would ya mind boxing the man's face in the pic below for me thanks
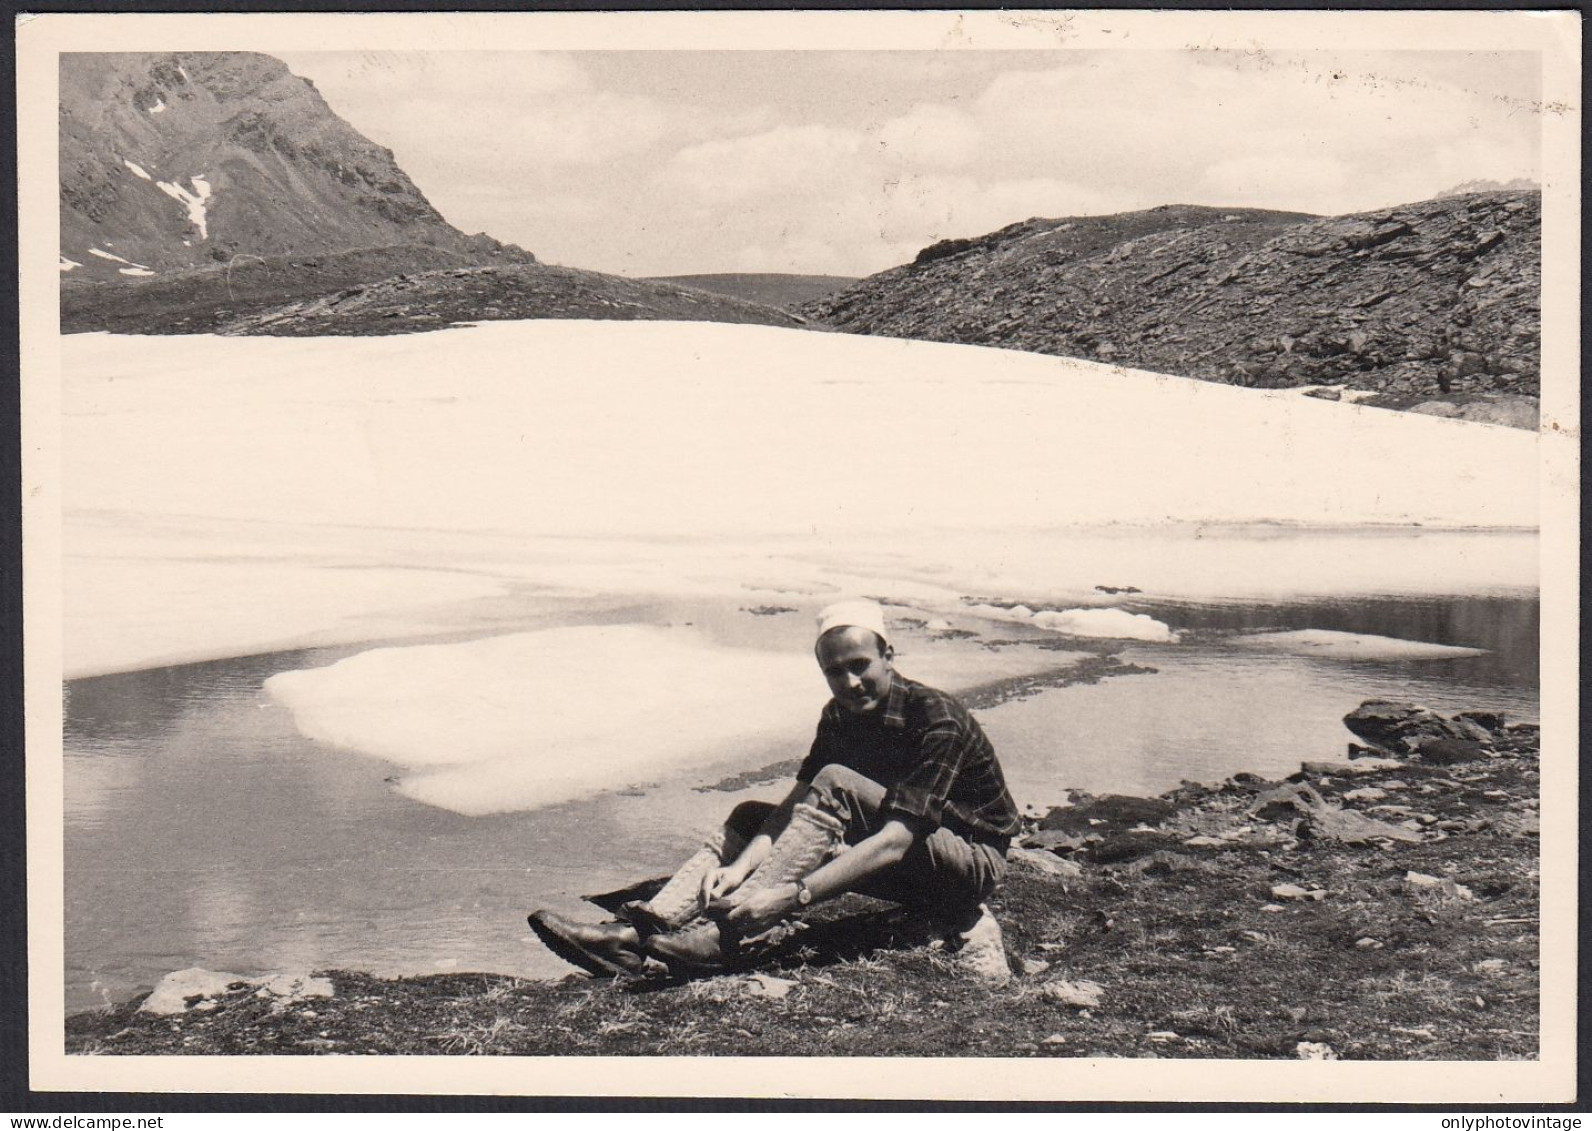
[815,627,894,715]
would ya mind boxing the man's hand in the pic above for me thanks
[717,882,799,927]
[698,865,743,906]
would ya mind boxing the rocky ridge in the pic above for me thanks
[59,52,530,284]
[803,193,1541,426]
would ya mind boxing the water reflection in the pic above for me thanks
[66,649,326,744]
[1133,594,1538,690]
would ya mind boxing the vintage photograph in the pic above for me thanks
[19,9,1578,1103]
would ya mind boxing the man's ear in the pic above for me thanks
[883,642,895,662]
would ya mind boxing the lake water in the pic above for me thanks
[63,588,1537,1014]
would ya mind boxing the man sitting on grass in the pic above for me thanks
[528,598,1019,985]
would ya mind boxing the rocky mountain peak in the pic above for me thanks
[59,51,529,283]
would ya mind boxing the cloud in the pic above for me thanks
[876,103,983,170]
[285,50,590,106]
[283,48,1545,276]
[656,124,866,206]
[968,51,1541,212]
[1202,154,1351,207]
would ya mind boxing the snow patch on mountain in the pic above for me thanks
[156,175,212,240]
[122,159,152,180]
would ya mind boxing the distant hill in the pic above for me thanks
[803,194,1541,412]
[59,52,531,286]
[642,273,856,311]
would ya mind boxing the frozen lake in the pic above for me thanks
[55,321,1539,1011]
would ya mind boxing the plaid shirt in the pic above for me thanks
[797,675,1020,846]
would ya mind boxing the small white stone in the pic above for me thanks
[1041,979,1104,1008]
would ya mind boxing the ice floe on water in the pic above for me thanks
[1229,629,1487,661]
[1031,607,1178,642]
[267,626,817,815]
[963,602,1178,641]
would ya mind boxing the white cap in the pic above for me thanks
[815,599,890,649]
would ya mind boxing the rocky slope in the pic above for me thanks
[803,194,1541,423]
[59,51,530,285]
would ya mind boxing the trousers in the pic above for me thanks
[719,763,1007,920]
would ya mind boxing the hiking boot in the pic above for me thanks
[951,904,1012,987]
[643,918,729,977]
[643,803,844,978]
[527,911,644,978]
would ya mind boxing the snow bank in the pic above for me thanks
[265,626,825,815]
[122,160,152,181]
[61,321,1537,537]
[1230,629,1487,661]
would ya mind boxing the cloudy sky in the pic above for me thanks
[277,48,1543,278]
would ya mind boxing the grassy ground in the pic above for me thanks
[66,715,1538,1060]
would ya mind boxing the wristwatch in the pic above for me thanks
[794,878,815,907]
